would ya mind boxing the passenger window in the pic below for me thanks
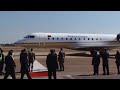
[75,38,76,40]
[48,38,50,40]
[92,38,93,40]
[84,38,85,40]
[57,38,59,40]
[88,38,90,40]
[61,38,63,40]
[79,38,80,40]
[70,38,72,40]
[48,35,51,37]
[66,38,68,40]
[96,38,98,40]
[52,38,54,40]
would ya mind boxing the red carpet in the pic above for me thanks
[29,71,48,77]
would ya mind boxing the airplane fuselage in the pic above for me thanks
[14,32,120,51]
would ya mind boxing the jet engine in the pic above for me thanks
[117,33,120,41]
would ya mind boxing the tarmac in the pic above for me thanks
[1,72,120,79]
[0,46,120,79]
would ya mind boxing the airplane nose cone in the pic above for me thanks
[14,41,19,45]
[14,41,21,44]
[14,39,25,45]
[14,41,21,46]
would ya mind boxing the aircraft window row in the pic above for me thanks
[48,38,102,40]
[68,35,87,38]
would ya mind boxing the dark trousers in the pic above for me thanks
[48,69,56,79]
[59,62,64,71]
[103,64,109,75]
[4,70,16,79]
[116,63,120,74]
[93,65,99,75]
[0,63,3,73]
[21,69,32,79]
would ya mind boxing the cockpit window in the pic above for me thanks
[24,35,29,38]
[24,35,35,38]
[29,35,35,38]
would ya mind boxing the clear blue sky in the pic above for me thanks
[0,11,120,44]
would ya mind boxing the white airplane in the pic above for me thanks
[14,32,120,53]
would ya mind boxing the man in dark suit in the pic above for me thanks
[0,49,4,74]
[115,51,120,74]
[20,49,32,79]
[46,49,58,79]
[101,49,109,75]
[4,50,16,79]
[92,50,100,75]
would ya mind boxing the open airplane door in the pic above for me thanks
[39,33,46,48]
[29,60,48,77]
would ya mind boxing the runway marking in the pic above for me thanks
[66,75,75,79]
